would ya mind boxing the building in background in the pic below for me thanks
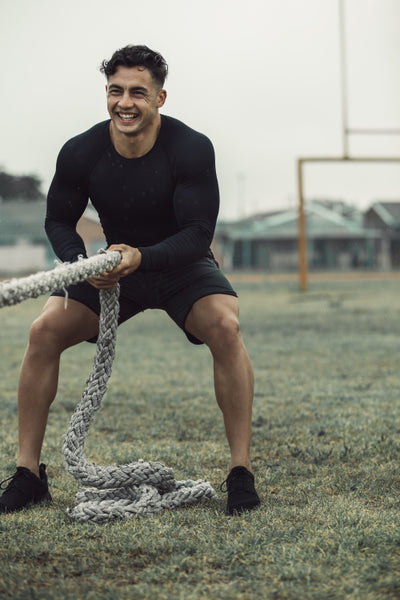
[214,200,398,271]
[0,200,48,274]
[364,202,400,269]
[0,200,105,274]
[2,198,400,275]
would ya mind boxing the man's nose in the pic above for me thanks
[119,92,134,108]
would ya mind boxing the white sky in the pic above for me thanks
[1,0,400,220]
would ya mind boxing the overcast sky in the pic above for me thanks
[1,0,400,219]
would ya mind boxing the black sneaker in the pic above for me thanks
[222,466,261,515]
[0,464,52,513]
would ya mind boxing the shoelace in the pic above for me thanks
[0,469,29,490]
[219,472,243,493]
[0,473,18,490]
[222,471,255,494]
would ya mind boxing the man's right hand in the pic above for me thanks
[87,244,142,289]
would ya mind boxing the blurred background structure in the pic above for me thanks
[295,0,400,288]
[216,0,400,283]
[0,0,399,276]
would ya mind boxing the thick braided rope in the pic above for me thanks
[0,252,216,521]
[0,252,121,308]
[63,284,216,522]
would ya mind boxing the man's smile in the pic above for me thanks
[117,112,139,122]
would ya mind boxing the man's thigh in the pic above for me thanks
[52,279,144,342]
[160,258,237,344]
[37,296,100,347]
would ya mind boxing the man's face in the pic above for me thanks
[106,66,166,137]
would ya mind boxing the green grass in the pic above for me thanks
[1,277,400,599]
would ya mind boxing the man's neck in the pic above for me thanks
[109,116,161,159]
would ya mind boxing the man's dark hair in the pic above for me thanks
[100,45,168,88]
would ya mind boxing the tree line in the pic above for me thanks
[0,168,44,201]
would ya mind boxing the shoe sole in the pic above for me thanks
[0,491,52,514]
[226,499,261,516]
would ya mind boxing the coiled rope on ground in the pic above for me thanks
[0,251,216,522]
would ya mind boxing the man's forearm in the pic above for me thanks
[44,217,87,263]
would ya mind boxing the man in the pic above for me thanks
[0,45,260,516]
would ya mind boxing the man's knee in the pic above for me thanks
[202,310,242,351]
[186,295,242,347]
[28,312,67,354]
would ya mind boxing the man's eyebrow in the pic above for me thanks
[108,83,148,92]
[129,86,148,93]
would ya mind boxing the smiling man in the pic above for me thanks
[0,45,260,516]
[106,63,166,157]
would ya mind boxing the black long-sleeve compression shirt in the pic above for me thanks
[45,115,219,271]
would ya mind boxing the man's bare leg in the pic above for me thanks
[17,297,99,476]
[185,294,254,472]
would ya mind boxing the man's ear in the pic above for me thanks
[157,89,167,108]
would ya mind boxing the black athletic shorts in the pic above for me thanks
[52,256,237,345]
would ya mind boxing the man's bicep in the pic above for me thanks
[174,180,218,234]
[174,137,219,225]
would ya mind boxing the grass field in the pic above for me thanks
[1,275,400,599]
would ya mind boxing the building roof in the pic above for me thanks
[366,202,400,227]
[216,201,378,241]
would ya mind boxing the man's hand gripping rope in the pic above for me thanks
[87,244,141,290]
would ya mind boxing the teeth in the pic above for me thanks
[119,113,137,120]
